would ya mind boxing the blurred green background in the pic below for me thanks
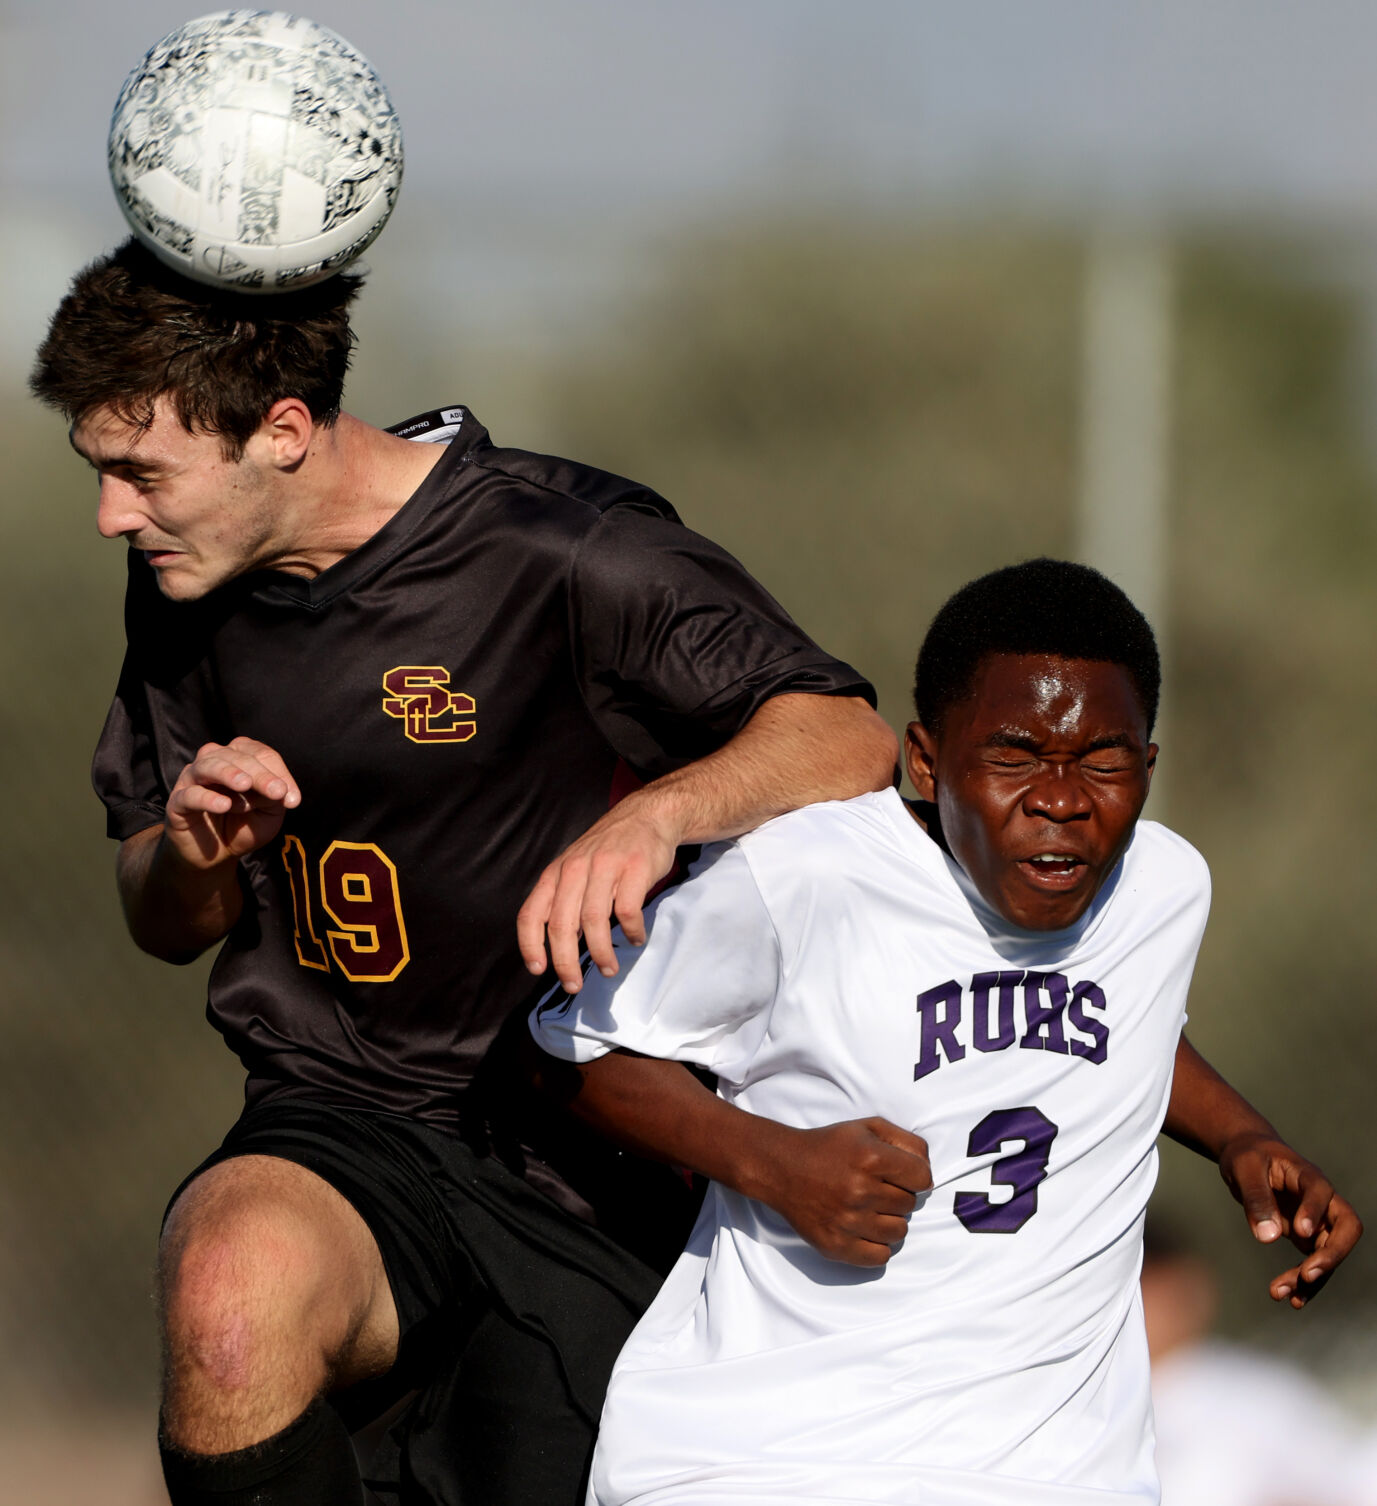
[4,3,1377,1500]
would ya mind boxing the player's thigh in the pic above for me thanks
[160,1152,400,1385]
[406,1303,599,1506]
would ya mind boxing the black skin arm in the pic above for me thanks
[525,1042,931,1269]
[1164,1033,1362,1307]
[531,1033,1362,1296]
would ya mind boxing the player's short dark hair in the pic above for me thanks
[914,558,1161,734]
[29,237,362,459]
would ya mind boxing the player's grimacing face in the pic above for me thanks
[70,398,283,601]
[905,654,1156,932]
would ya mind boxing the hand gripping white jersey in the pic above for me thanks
[531,789,1211,1506]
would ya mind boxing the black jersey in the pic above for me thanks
[92,407,872,1155]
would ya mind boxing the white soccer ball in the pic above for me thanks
[108,10,403,294]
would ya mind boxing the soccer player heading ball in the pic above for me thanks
[531,558,1364,1506]
[30,239,898,1505]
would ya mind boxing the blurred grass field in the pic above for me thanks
[1,220,1374,1487]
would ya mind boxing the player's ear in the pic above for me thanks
[904,722,938,801]
[258,397,314,470]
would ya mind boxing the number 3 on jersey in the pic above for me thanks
[281,836,411,982]
[955,1107,1059,1234]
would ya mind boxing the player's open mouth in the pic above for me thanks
[1018,854,1086,886]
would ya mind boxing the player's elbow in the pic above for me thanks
[125,916,215,966]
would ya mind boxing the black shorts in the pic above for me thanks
[169,1098,672,1506]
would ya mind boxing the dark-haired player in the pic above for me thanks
[29,239,898,1506]
[532,559,1361,1506]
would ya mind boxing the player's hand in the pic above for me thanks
[517,790,680,992]
[164,738,302,870]
[1218,1131,1363,1308]
[754,1117,932,1268]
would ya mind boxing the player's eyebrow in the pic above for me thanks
[982,730,1140,753]
[68,432,163,472]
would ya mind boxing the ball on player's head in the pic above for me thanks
[107,9,403,295]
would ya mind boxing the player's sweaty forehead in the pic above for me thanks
[947,654,1149,750]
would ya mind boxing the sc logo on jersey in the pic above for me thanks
[382,666,477,744]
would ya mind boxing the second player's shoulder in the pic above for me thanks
[736,789,933,887]
[1116,820,1212,928]
[1125,819,1210,889]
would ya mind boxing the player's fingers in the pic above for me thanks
[869,1145,932,1198]
[865,1119,931,1160]
[1276,1250,1339,1309]
[1291,1167,1336,1244]
[1306,1196,1363,1273]
[572,855,626,981]
[227,737,301,806]
[575,855,629,981]
[1269,1258,1310,1306]
[854,1211,911,1248]
[612,868,650,949]
[546,856,593,993]
[1227,1154,1287,1243]
[517,866,559,975]
[829,1235,897,1269]
[168,783,236,817]
[865,1183,919,1219]
[864,1120,933,1193]
[190,745,290,803]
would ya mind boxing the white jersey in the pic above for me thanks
[531,789,1211,1506]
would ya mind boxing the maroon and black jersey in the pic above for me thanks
[93,407,872,1155]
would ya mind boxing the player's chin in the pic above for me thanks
[1001,872,1100,931]
[151,562,215,602]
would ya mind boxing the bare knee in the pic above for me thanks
[159,1156,397,1451]
[162,1206,325,1392]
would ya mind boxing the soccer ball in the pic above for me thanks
[108,10,403,294]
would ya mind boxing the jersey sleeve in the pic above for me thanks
[529,842,781,1086]
[567,502,874,776]
[91,657,172,840]
[90,553,223,841]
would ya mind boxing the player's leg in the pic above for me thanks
[404,1301,603,1505]
[389,1131,678,1506]
[157,1153,399,1505]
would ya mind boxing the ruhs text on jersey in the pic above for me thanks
[915,971,1108,1081]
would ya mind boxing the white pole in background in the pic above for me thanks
[1075,232,1175,812]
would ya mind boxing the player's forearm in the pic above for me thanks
[117,825,244,963]
[1163,1033,1278,1162]
[531,1045,790,1199]
[633,693,897,846]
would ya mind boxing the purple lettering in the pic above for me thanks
[1020,972,1070,1054]
[915,979,965,1081]
[972,970,1022,1052]
[1067,981,1109,1064]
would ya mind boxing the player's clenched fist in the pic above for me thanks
[165,737,302,870]
[754,1117,932,1268]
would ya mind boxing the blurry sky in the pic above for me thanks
[6,0,1377,363]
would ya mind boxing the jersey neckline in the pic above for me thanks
[245,406,489,609]
[873,785,1131,960]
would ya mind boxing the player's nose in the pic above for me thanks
[96,476,147,539]
[1023,766,1092,821]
